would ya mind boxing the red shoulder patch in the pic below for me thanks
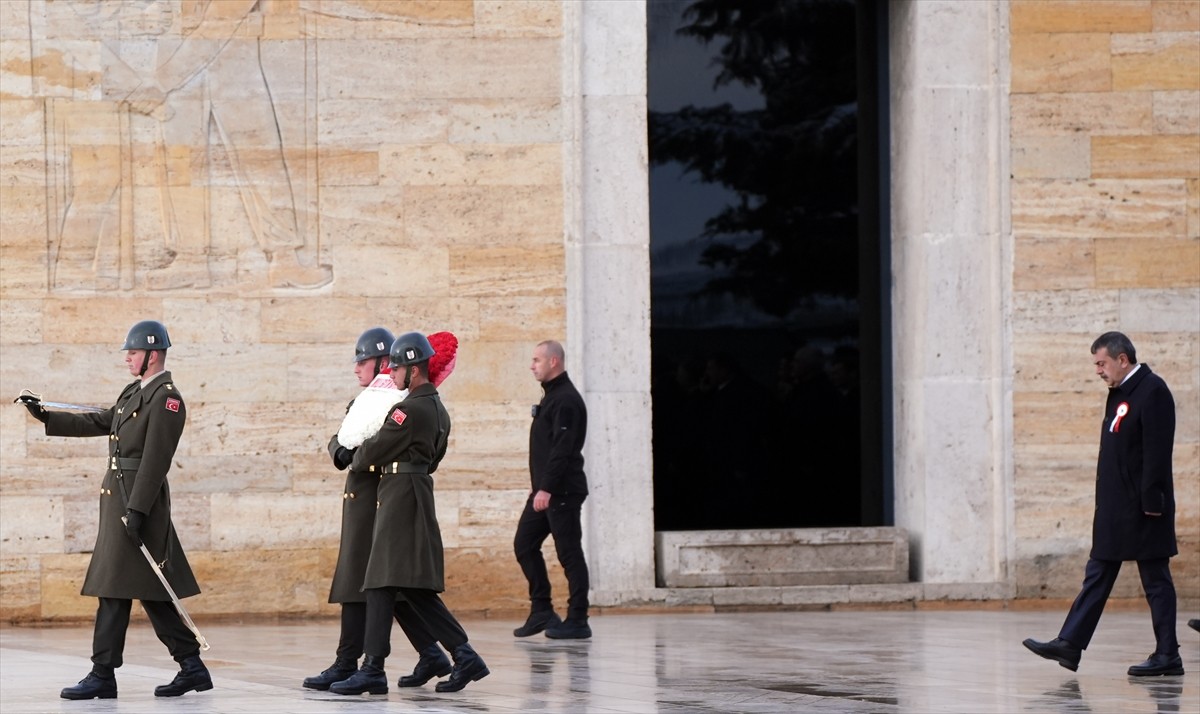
[390,409,407,427]
[165,398,181,413]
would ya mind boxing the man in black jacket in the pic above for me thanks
[1023,332,1182,676]
[513,340,592,639]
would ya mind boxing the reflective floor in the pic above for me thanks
[1,610,1197,713]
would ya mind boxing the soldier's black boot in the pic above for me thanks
[329,655,388,696]
[434,643,489,693]
[154,655,213,697]
[60,667,117,700]
[398,644,452,687]
[302,656,358,690]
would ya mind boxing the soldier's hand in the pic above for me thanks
[333,446,356,471]
[123,509,145,545]
[15,394,48,423]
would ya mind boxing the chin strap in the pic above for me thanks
[139,351,151,377]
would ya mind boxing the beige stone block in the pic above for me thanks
[1092,135,1200,178]
[0,40,33,99]
[479,298,566,342]
[1094,237,1200,287]
[1121,290,1200,334]
[319,38,559,99]
[210,493,339,551]
[1013,391,1096,444]
[1011,92,1153,136]
[435,452,530,493]
[318,99,448,145]
[0,298,42,344]
[1174,386,1200,442]
[305,1,473,39]
[0,2,30,40]
[1013,237,1095,291]
[38,553,91,620]
[446,98,564,143]
[1,343,130,409]
[1011,135,1091,180]
[183,401,332,458]
[1112,32,1200,91]
[0,495,63,554]
[292,451,348,495]
[1190,178,1200,238]
[330,245,449,297]
[1012,179,1188,238]
[286,343,360,404]
[405,185,562,245]
[161,297,262,345]
[318,186,409,247]
[1014,443,1097,541]
[1011,0,1152,33]
[316,149,381,187]
[449,340,543,405]
[448,488,526,548]
[186,548,329,615]
[1153,91,1200,134]
[0,145,46,187]
[1154,0,1200,30]
[475,0,562,38]
[61,494,98,554]
[0,457,100,497]
[1011,33,1111,94]
[441,545,530,612]
[0,404,27,461]
[262,297,370,344]
[383,143,560,186]
[167,343,289,403]
[0,99,42,146]
[448,399,537,457]
[0,185,48,246]
[0,556,41,621]
[43,298,162,345]
[450,245,565,297]
[1014,333,1104,393]
[166,454,293,494]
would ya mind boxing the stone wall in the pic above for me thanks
[1009,0,1200,599]
[0,0,575,621]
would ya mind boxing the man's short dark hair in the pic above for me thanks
[1091,331,1137,365]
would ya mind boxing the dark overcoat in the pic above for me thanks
[353,383,450,592]
[1090,364,1177,561]
[44,373,200,600]
[327,411,381,603]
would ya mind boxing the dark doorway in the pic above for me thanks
[648,0,890,531]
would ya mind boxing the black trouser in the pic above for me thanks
[514,493,590,621]
[335,599,439,661]
[363,587,468,659]
[92,597,196,671]
[1059,557,1179,654]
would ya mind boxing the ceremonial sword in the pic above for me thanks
[121,516,210,651]
[13,389,105,413]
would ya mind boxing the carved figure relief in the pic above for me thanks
[39,0,332,292]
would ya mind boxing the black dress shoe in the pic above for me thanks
[514,609,561,637]
[330,655,388,695]
[1188,619,1199,633]
[545,618,592,640]
[1128,652,1184,677]
[60,672,117,700]
[302,657,358,690]
[398,644,452,687]
[435,643,489,693]
[1022,637,1081,672]
[155,655,213,697]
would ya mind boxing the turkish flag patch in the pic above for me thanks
[390,409,407,427]
[165,398,180,412]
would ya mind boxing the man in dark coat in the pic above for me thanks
[513,339,592,639]
[330,332,489,696]
[19,320,211,699]
[303,327,452,691]
[1024,331,1182,676]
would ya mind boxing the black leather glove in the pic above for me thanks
[333,446,355,471]
[16,395,48,423]
[123,509,145,545]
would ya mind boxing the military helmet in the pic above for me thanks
[354,326,395,363]
[122,320,171,351]
[389,331,436,369]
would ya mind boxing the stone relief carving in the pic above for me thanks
[39,0,332,292]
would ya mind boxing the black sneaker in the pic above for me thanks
[514,610,562,637]
[545,618,592,640]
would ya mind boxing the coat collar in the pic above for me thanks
[1114,363,1151,396]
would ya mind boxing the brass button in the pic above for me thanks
[376,500,381,509]
[131,412,137,418]
[167,384,173,390]
[117,408,123,414]
[369,464,375,473]
[343,493,349,500]
[349,493,356,499]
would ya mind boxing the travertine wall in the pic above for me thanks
[0,0,576,621]
[1009,0,1200,598]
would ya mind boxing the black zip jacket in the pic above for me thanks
[529,372,588,495]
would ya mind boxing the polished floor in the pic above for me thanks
[1,610,1197,713]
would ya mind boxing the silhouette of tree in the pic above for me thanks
[649,0,859,318]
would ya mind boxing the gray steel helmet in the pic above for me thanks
[354,327,395,363]
[389,331,436,369]
[121,320,171,350]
